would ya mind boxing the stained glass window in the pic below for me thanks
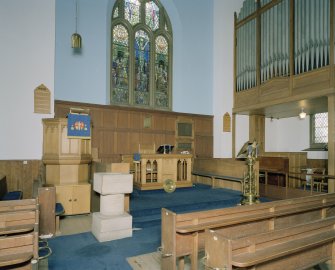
[155,36,168,107]
[125,0,140,25]
[135,30,150,105]
[146,1,159,30]
[111,24,129,104]
[111,0,172,110]
[113,7,119,18]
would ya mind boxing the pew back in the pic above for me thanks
[206,216,335,270]
[161,193,335,270]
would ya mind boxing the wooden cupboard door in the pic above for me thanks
[72,184,91,215]
[55,185,73,215]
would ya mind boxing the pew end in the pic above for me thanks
[0,199,39,269]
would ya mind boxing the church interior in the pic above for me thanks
[1,0,335,269]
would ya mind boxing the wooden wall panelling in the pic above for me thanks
[54,100,214,162]
[152,113,165,131]
[194,136,213,158]
[0,160,43,199]
[194,117,212,135]
[129,132,141,154]
[261,152,307,188]
[164,116,177,131]
[141,133,156,147]
[116,131,130,154]
[130,111,142,130]
[307,159,328,171]
[117,110,130,129]
[102,108,117,129]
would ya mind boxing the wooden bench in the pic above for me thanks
[205,216,335,270]
[192,170,242,188]
[259,156,289,187]
[160,192,335,270]
[0,199,39,269]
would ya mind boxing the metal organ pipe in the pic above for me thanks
[260,0,290,83]
[236,0,331,92]
[236,0,257,92]
[294,0,330,75]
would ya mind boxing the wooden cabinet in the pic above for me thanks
[42,118,92,215]
[123,154,192,190]
[55,183,91,215]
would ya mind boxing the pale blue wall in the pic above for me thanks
[55,0,213,115]
[55,0,109,104]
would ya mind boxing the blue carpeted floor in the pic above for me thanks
[48,184,262,269]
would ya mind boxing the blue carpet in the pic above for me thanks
[48,225,161,270]
[130,184,243,227]
[48,184,266,269]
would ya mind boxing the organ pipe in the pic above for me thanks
[236,0,331,92]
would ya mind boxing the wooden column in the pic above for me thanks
[328,94,335,193]
[249,115,265,154]
[232,113,236,158]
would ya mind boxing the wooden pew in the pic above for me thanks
[0,199,39,269]
[160,193,335,270]
[192,158,255,192]
[205,216,335,270]
[0,199,38,235]
[0,175,23,200]
[258,156,289,187]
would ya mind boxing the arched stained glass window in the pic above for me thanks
[125,0,140,25]
[111,0,172,110]
[135,30,150,105]
[113,7,119,18]
[146,1,159,30]
[155,35,168,107]
[111,24,129,104]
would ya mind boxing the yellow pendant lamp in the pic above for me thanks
[71,0,82,49]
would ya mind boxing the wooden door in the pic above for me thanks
[55,185,73,215]
[72,184,91,215]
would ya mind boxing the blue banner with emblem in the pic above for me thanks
[67,113,91,139]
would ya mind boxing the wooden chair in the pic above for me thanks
[312,167,326,192]
[301,168,313,190]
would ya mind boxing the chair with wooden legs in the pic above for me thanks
[312,168,326,192]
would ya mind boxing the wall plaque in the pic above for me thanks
[223,112,231,132]
[34,84,51,114]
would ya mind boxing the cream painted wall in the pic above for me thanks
[213,0,245,158]
[0,0,324,161]
[0,0,55,159]
[265,117,328,159]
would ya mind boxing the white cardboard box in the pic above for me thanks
[93,172,133,195]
